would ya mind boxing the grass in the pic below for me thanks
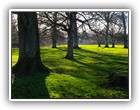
[11,44,129,99]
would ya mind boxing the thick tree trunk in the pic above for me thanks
[51,12,57,48]
[12,12,50,75]
[52,39,57,48]
[105,13,110,48]
[65,12,75,60]
[122,12,128,48]
[65,31,74,60]
[73,13,80,49]
[51,25,57,48]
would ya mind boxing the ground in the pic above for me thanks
[11,45,129,99]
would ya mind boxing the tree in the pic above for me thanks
[77,12,107,47]
[121,12,128,48]
[12,12,50,75]
[38,12,61,47]
[65,12,76,59]
[109,21,122,48]
[73,12,80,49]
[44,12,77,60]
[51,12,58,48]
[94,32,104,47]
[95,12,116,47]
[88,19,105,47]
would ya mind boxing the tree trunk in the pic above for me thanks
[73,13,80,49]
[105,13,110,48]
[112,42,115,48]
[51,12,57,48]
[51,25,57,48]
[112,37,115,48]
[122,12,128,48]
[97,38,101,47]
[52,39,57,48]
[96,33,101,47]
[65,12,75,60]
[12,12,50,75]
[65,31,74,60]
[98,43,101,47]
[105,22,109,47]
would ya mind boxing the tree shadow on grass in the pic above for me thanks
[41,47,128,81]
[11,73,50,99]
[72,59,111,76]
[64,48,129,82]
[35,47,128,99]
[74,48,128,69]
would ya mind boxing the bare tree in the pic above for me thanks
[38,12,61,47]
[121,12,128,48]
[12,12,50,75]
[77,12,106,47]
[95,12,116,47]
[65,12,77,59]
[44,12,77,59]
[109,24,121,47]
[73,12,80,49]
[51,12,58,48]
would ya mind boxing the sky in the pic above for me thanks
[0,0,139,110]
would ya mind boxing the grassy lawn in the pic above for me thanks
[11,45,129,99]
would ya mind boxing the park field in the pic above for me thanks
[11,45,129,99]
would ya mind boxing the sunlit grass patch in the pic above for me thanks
[45,73,97,98]
[12,48,19,66]
[46,73,128,99]
[12,45,129,99]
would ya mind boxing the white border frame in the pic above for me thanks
[9,9,131,101]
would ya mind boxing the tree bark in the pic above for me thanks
[122,12,128,48]
[12,12,50,75]
[73,13,80,49]
[65,12,75,60]
[51,25,57,48]
[104,12,110,48]
[51,12,57,48]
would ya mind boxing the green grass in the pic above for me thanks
[12,45,129,99]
